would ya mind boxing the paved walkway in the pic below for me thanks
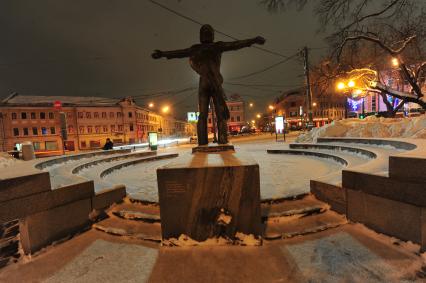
[1,224,424,282]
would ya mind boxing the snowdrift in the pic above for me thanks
[0,153,21,169]
[296,115,426,143]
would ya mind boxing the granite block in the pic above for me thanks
[92,185,127,211]
[0,172,51,203]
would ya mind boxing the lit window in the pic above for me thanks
[68,126,74,133]
[111,125,116,132]
[45,141,58,150]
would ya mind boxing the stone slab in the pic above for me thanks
[310,180,346,214]
[192,144,235,153]
[389,156,426,183]
[0,172,51,203]
[157,151,262,242]
[346,189,422,244]
[91,185,127,211]
[19,198,91,254]
[0,181,94,223]
[342,170,426,207]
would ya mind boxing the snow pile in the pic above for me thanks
[162,233,262,247]
[296,115,426,143]
[0,153,21,169]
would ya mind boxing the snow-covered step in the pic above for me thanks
[261,195,328,219]
[264,210,347,240]
[93,217,161,242]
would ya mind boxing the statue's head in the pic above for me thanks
[200,24,214,43]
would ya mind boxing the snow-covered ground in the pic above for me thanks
[0,153,21,169]
[297,115,426,143]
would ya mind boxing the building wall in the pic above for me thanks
[0,99,192,154]
[207,100,246,132]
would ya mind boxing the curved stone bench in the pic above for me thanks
[35,149,131,170]
[100,153,179,179]
[71,151,156,174]
[267,149,348,166]
[289,143,377,159]
[316,137,417,150]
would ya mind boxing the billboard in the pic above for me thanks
[187,112,199,122]
[275,116,284,134]
[148,132,158,150]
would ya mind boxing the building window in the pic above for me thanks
[129,124,134,131]
[41,127,47,135]
[95,126,100,133]
[236,116,240,122]
[103,126,108,133]
[111,125,116,132]
[40,112,46,119]
[117,112,122,118]
[128,112,133,118]
[48,112,54,119]
[13,128,19,136]
[67,112,73,119]
[109,112,114,118]
[81,141,87,148]
[50,127,56,134]
[23,128,29,136]
[87,126,93,133]
[32,127,38,135]
[31,112,36,119]
[208,118,212,124]
[33,142,41,150]
[78,112,84,119]
[90,141,101,148]
[118,125,123,131]
[102,112,107,118]
[68,125,74,133]
[94,112,99,118]
[21,112,27,119]
[86,112,91,119]
[231,117,234,122]
[79,126,84,134]
[12,113,17,120]
[45,141,58,150]
[230,106,234,111]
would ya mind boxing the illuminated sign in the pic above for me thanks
[148,132,158,150]
[54,100,62,110]
[187,112,199,122]
[275,116,284,134]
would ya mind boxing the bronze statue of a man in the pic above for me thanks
[152,24,265,145]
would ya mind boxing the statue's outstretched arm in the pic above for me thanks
[151,48,191,59]
[218,36,265,52]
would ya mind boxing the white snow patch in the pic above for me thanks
[0,154,21,168]
[296,115,426,143]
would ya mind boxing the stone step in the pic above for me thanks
[93,216,161,242]
[112,210,161,223]
[264,210,347,240]
[261,195,328,219]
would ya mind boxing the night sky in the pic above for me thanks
[0,1,331,119]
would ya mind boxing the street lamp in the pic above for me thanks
[337,82,346,90]
[268,105,274,110]
[149,102,154,108]
[249,103,254,107]
[312,102,317,107]
[348,80,355,88]
[391,58,399,67]
[162,106,170,113]
[256,114,261,119]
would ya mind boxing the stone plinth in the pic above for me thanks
[156,151,262,243]
[192,144,234,154]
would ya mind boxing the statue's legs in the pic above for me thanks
[212,87,229,144]
[197,87,210,146]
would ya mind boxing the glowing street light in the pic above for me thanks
[251,120,255,124]
[148,102,154,108]
[336,82,346,90]
[249,103,254,107]
[256,114,261,118]
[392,58,399,67]
[268,105,274,110]
[162,106,170,113]
[312,102,317,107]
[348,80,355,88]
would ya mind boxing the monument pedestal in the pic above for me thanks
[156,149,262,244]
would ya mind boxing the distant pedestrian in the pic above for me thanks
[103,138,113,150]
[12,146,19,159]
